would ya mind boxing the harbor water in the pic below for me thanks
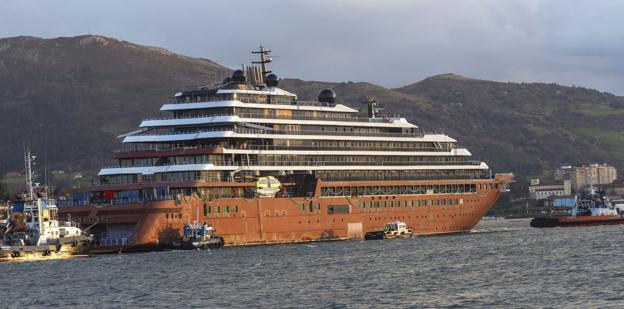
[2,219,623,308]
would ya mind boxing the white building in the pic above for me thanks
[528,179,572,200]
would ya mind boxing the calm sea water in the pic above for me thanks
[2,219,623,308]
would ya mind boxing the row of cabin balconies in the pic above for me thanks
[168,92,335,108]
[114,143,458,155]
[110,159,482,169]
[143,112,403,125]
[95,167,488,187]
[133,127,425,138]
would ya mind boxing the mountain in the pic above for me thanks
[0,35,228,171]
[393,74,624,178]
[1,35,624,197]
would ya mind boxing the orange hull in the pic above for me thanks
[58,178,508,249]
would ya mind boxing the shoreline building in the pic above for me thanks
[555,163,617,192]
[528,179,572,200]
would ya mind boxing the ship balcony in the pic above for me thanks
[100,160,484,170]
[142,112,410,125]
[113,143,460,154]
[166,97,350,109]
[57,194,175,207]
[130,127,430,139]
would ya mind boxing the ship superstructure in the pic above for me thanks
[58,47,512,250]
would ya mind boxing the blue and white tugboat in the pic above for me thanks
[170,222,224,250]
[531,169,624,228]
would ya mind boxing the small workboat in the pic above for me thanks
[169,222,224,250]
[365,221,414,240]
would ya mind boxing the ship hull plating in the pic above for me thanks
[58,179,506,251]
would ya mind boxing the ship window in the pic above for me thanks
[223,206,229,213]
[231,205,238,213]
[328,205,350,214]
[213,206,220,213]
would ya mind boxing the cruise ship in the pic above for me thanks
[57,47,513,250]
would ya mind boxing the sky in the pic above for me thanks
[1,0,624,94]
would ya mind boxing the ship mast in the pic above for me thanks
[24,148,35,201]
[586,166,594,195]
[251,46,272,84]
[366,97,378,119]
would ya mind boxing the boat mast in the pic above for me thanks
[586,166,594,195]
[366,97,377,119]
[251,46,272,84]
[24,148,35,201]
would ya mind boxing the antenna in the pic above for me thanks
[24,147,35,201]
[251,46,272,83]
[586,166,594,195]
[364,97,380,119]
[44,155,48,200]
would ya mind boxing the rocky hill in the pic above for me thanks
[1,35,624,196]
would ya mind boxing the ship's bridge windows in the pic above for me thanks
[237,93,267,104]
[328,205,350,214]
[220,93,235,101]
[100,174,138,185]
[267,95,295,105]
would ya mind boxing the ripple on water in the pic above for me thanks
[2,219,624,308]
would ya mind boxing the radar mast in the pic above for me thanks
[251,46,272,84]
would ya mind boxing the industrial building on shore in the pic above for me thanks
[529,163,618,200]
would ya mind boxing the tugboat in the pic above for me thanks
[365,221,414,240]
[0,150,94,262]
[169,222,224,250]
[531,169,624,228]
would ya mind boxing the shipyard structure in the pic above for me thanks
[57,48,512,250]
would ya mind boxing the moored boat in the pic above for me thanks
[1,150,94,262]
[365,221,413,240]
[531,170,624,228]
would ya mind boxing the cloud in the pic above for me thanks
[1,0,624,93]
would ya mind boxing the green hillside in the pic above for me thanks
[0,35,227,171]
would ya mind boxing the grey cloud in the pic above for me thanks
[1,0,623,93]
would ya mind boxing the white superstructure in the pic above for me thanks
[98,47,491,189]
